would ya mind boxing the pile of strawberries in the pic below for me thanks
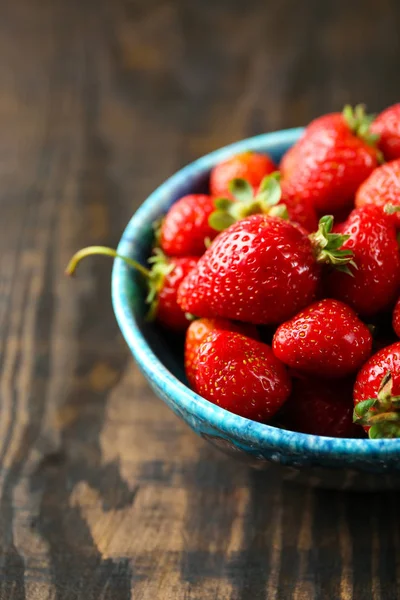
[67,103,400,439]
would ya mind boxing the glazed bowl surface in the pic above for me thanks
[112,128,400,491]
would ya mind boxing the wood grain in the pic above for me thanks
[0,0,399,598]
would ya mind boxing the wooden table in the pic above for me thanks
[1,0,400,598]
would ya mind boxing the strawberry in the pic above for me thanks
[195,330,291,422]
[325,206,400,317]
[272,299,372,378]
[355,159,400,228]
[276,377,363,437]
[353,342,400,438]
[209,172,318,233]
[184,318,259,388]
[370,103,400,161]
[281,105,380,214]
[281,189,318,233]
[209,151,276,198]
[393,297,400,338]
[159,194,219,257]
[150,254,198,331]
[66,246,197,332]
[178,213,355,325]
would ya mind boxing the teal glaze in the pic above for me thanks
[112,128,400,490]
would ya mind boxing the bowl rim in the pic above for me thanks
[112,127,400,460]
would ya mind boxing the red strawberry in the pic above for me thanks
[209,173,318,233]
[65,246,197,332]
[393,298,400,338]
[355,159,400,228]
[210,151,276,198]
[370,103,400,161]
[178,213,354,325]
[152,254,198,331]
[281,105,380,214]
[325,206,400,317]
[276,377,364,437]
[353,342,400,438]
[195,330,291,422]
[159,194,219,257]
[184,318,259,388]
[281,189,318,233]
[272,299,372,378]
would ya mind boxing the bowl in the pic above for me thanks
[112,128,400,491]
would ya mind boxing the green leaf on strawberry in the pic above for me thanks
[209,172,288,232]
[146,249,175,320]
[353,372,400,438]
[228,178,254,202]
[343,104,379,146]
[309,215,357,275]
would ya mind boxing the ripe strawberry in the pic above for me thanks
[66,246,197,332]
[370,103,400,161]
[355,159,400,228]
[195,330,291,422]
[276,377,363,437]
[178,213,354,325]
[325,206,400,317]
[151,254,198,331]
[281,105,380,214]
[393,298,400,338]
[353,342,400,438]
[272,299,372,378]
[209,151,276,198]
[209,172,318,233]
[159,194,219,257]
[281,189,318,233]
[184,318,259,388]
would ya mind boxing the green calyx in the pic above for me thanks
[145,248,174,321]
[342,104,379,146]
[353,372,400,439]
[384,204,400,215]
[208,172,288,232]
[152,216,164,247]
[309,215,357,275]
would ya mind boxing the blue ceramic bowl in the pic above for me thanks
[112,128,400,491]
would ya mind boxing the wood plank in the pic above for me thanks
[0,0,399,598]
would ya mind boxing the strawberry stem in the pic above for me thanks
[384,204,400,215]
[65,246,151,278]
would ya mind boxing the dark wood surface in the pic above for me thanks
[1,0,400,598]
